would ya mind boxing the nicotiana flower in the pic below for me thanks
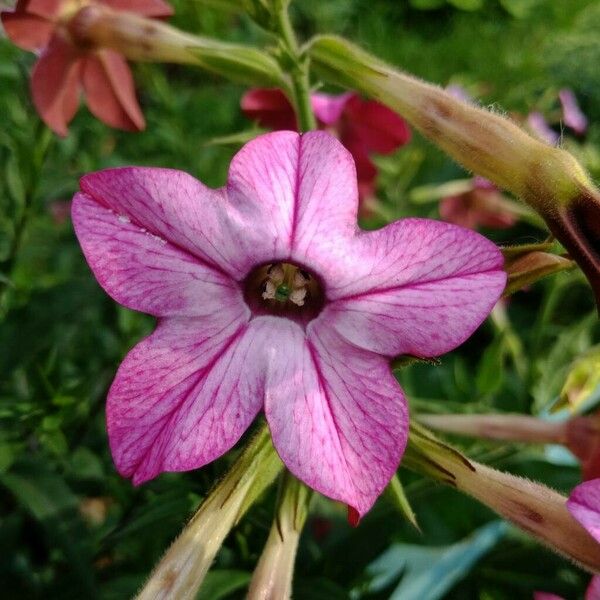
[439,176,518,230]
[241,88,411,200]
[72,130,505,517]
[1,0,172,136]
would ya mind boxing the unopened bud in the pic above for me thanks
[308,35,600,307]
[137,424,282,600]
[566,415,600,481]
[502,245,575,296]
[560,346,600,412]
[404,424,600,572]
[248,473,310,600]
[70,5,284,86]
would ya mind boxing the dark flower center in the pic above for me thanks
[243,262,324,324]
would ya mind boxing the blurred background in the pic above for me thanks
[1,0,600,597]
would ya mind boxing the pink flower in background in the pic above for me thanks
[241,88,411,200]
[72,131,505,517]
[439,176,518,230]
[559,88,588,136]
[1,0,173,136]
[527,111,560,145]
[542,481,600,600]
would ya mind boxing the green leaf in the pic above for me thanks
[385,474,420,531]
[360,521,507,599]
[447,0,484,10]
[409,0,446,9]
[197,569,251,600]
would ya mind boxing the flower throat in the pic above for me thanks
[243,262,324,324]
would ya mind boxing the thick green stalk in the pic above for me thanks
[273,1,316,132]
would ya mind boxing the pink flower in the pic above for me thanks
[559,88,588,136]
[1,0,173,136]
[439,176,518,230]
[241,88,411,200]
[71,131,505,517]
[527,111,560,145]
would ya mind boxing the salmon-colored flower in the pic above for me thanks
[439,176,518,230]
[1,0,172,136]
[241,88,411,200]
[72,131,505,517]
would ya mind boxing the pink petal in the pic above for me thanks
[30,35,82,136]
[240,88,297,131]
[342,94,411,154]
[82,50,145,131]
[324,218,506,357]
[72,191,247,318]
[586,577,600,600]
[567,479,600,544]
[311,91,353,126]
[559,88,588,136]
[227,131,359,280]
[265,320,408,517]
[533,594,564,600]
[79,167,251,279]
[527,111,559,145]
[0,12,54,50]
[21,0,62,19]
[108,314,266,484]
[100,0,174,17]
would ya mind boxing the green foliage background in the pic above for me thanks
[1,0,600,598]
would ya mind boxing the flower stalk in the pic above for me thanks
[69,4,284,86]
[247,472,312,600]
[308,35,600,307]
[403,424,600,572]
[136,424,283,600]
[271,0,316,131]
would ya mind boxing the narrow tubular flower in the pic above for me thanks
[241,88,411,200]
[0,0,173,135]
[72,130,505,517]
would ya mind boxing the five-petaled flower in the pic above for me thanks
[72,131,505,517]
[241,88,411,201]
[1,0,172,136]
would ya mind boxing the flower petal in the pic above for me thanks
[79,166,255,279]
[107,313,273,484]
[586,577,600,600]
[31,35,82,136]
[325,218,506,357]
[101,0,174,17]
[567,479,600,544]
[0,11,54,50]
[21,0,61,19]
[559,88,588,136]
[72,191,247,318]
[226,131,359,279]
[311,91,353,126]
[240,88,297,131]
[342,94,411,154]
[82,50,145,131]
[265,320,408,517]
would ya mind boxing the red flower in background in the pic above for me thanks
[1,0,172,136]
[439,176,518,230]
[241,88,411,200]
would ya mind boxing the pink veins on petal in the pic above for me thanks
[71,131,506,517]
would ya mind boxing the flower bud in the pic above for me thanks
[418,413,567,445]
[308,35,600,307]
[502,245,575,296]
[137,425,282,600]
[70,5,284,86]
[247,473,310,600]
[404,425,600,572]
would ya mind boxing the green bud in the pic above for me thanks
[308,35,600,308]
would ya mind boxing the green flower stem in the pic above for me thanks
[273,1,316,132]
